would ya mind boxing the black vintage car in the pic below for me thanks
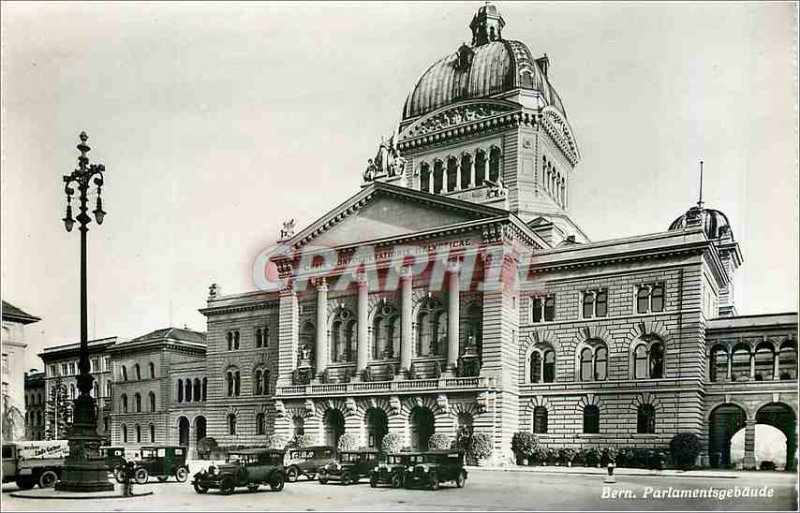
[100,446,126,481]
[192,449,286,495]
[369,453,413,488]
[318,449,379,485]
[402,450,467,490]
[284,446,336,482]
[126,445,190,484]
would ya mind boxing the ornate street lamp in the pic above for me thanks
[54,132,114,492]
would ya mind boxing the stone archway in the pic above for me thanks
[178,416,190,448]
[708,404,746,468]
[756,403,797,470]
[409,406,435,451]
[323,409,345,448]
[194,416,207,444]
[364,408,388,450]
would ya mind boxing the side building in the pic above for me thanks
[24,369,46,440]
[2,300,41,441]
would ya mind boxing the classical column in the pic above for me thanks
[400,269,413,378]
[357,277,369,377]
[446,265,460,376]
[726,353,732,381]
[773,350,780,380]
[315,279,328,379]
[749,351,755,380]
[455,160,462,191]
[743,419,757,469]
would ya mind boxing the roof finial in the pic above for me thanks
[697,160,704,208]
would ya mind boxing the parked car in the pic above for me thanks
[402,450,467,490]
[284,446,336,482]
[192,448,286,495]
[100,446,126,481]
[369,453,413,488]
[318,449,379,485]
[123,445,189,484]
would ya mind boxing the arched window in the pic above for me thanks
[121,394,128,413]
[530,352,542,383]
[583,405,600,434]
[202,378,208,401]
[262,370,270,395]
[135,424,142,443]
[488,146,502,182]
[528,345,556,383]
[226,369,241,397]
[184,379,192,402]
[255,369,263,395]
[372,303,399,360]
[299,322,315,361]
[234,371,241,396]
[228,414,237,435]
[121,424,128,443]
[634,344,648,379]
[754,343,774,381]
[149,362,155,379]
[446,156,458,192]
[433,159,444,194]
[148,392,156,412]
[543,350,555,382]
[649,342,664,378]
[532,406,548,434]
[420,162,431,192]
[416,297,446,357]
[256,413,265,435]
[474,149,486,185]
[177,379,183,402]
[121,365,128,381]
[710,345,728,382]
[731,344,751,381]
[579,341,608,381]
[778,341,797,380]
[293,416,305,437]
[193,378,201,399]
[637,404,656,434]
[106,381,112,398]
[331,308,356,363]
[134,363,141,380]
[460,154,472,189]
[149,424,155,443]
[633,339,665,379]
[134,393,142,413]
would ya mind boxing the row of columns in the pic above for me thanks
[312,267,461,380]
[420,149,498,195]
[718,350,787,381]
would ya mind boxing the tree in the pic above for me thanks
[2,393,25,441]
[45,378,72,440]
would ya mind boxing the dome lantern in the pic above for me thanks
[470,2,505,46]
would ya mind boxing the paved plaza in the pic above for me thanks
[3,470,797,511]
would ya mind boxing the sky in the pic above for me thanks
[2,1,797,371]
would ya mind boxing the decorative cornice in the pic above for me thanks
[540,107,580,165]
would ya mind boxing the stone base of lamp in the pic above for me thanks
[54,395,114,493]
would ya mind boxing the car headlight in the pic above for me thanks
[208,465,217,475]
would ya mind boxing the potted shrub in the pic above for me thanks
[511,432,538,466]
[470,432,494,466]
[381,432,404,454]
[266,434,289,450]
[584,447,600,468]
[545,448,559,466]
[337,433,359,451]
[669,433,702,470]
[428,433,453,450]
[600,447,616,467]
[559,448,576,467]
[533,446,549,466]
[295,434,317,448]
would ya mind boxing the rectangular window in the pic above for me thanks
[69,363,76,375]
[636,282,665,314]
[91,358,99,373]
[531,298,542,323]
[582,289,608,318]
[595,291,607,317]
[544,297,555,321]
[530,296,555,323]
[61,364,68,376]
[104,357,110,372]
[50,365,57,377]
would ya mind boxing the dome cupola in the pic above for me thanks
[470,2,505,46]
[668,162,735,242]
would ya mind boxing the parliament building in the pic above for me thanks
[107,4,797,469]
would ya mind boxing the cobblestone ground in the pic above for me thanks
[3,470,797,511]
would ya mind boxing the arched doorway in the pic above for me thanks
[364,408,388,450]
[708,404,746,468]
[410,407,435,451]
[194,416,207,444]
[323,409,345,448]
[178,416,190,448]
[756,403,797,470]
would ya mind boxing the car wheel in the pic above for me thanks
[157,476,168,482]
[428,472,440,491]
[455,471,466,488]
[38,470,58,489]
[286,466,299,483]
[220,477,235,495]
[341,471,352,486]
[193,482,209,494]
[369,474,378,488]
[15,477,35,490]
[113,467,126,484]
[134,468,149,485]
[319,476,328,485]
[175,467,189,483]
[269,473,285,492]
[247,485,259,492]
[390,473,403,489]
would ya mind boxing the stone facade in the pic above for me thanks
[24,369,45,440]
[2,300,40,441]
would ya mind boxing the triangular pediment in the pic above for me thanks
[285,182,508,250]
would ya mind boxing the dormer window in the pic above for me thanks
[581,289,608,319]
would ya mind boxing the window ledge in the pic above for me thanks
[577,433,604,438]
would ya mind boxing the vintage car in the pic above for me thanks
[317,449,379,485]
[125,445,190,484]
[192,448,286,495]
[284,446,336,482]
[100,446,126,481]
[369,453,413,488]
[402,450,467,490]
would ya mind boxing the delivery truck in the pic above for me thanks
[2,440,69,489]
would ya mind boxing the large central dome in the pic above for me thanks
[402,4,566,120]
